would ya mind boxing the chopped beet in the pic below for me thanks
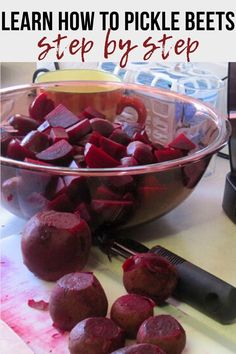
[45,104,80,128]
[111,294,155,338]
[28,299,49,311]
[169,133,196,151]
[82,106,106,119]
[137,315,186,354]
[66,119,92,142]
[29,92,55,121]
[90,118,114,137]
[88,131,102,146]
[74,202,92,224]
[7,139,35,160]
[103,175,134,193]
[120,156,138,167]
[99,136,127,160]
[0,128,12,156]
[123,253,177,304]
[127,141,154,165]
[8,114,39,134]
[132,130,151,144]
[50,127,68,143]
[24,158,52,166]
[84,143,120,168]
[94,185,121,201]
[47,193,74,212]
[91,199,133,224]
[155,147,184,162]
[36,139,73,164]
[20,130,50,154]
[69,317,125,354]
[109,128,131,145]
[63,175,91,203]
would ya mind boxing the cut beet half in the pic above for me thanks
[20,130,50,154]
[7,139,35,160]
[168,133,196,151]
[50,127,69,143]
[103,175,135,193]
[109,128,131,146]
[90,118,114,137]
[29,92,55,121]
[1,128,12,156]
[66,119,92,142]
[127,141,154,165]
[120,156,138,167]
[155,147,184,162]
[91,199,133,224]
[63,175,91,203]
[36,139,73,164]
[47,193,74,212]
[99,136,127,160]
[84,143,120,168]
[82,106,106,119]
[45,104,80,128]
[8,114,40,134]
[94,184,122,200]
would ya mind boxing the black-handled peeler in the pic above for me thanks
[103,237,236,324]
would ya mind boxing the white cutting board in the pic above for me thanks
[1,234,236,354]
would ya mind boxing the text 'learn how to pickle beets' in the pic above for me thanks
[1,92,196,229]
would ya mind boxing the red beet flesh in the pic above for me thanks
[110,294,155,338]
[8,114,39,134]
[21,210,91,281]
[123,253,178,304]
[111,343,166,354]
[68,317,125,354]
[136,315,186,354]
[36,139,73,164]
[49,272,108,331]
[45,104,80,128]
[29,92,55,121]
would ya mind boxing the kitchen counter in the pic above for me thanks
[1,155,236,354]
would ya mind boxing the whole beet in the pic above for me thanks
[137,315,186,354]
[69,317,125,354]
[110,294,155,338]
[21,210,91,281]
[111,343,166,354]
[122,253,177,304]
[49,272,108,331]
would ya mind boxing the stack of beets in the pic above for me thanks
[1,92,196,228]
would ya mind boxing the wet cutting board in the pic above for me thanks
[1,234,236,354]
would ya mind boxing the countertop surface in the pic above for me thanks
[1,156,236,354]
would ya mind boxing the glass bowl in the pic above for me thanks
[0,81,230,233]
